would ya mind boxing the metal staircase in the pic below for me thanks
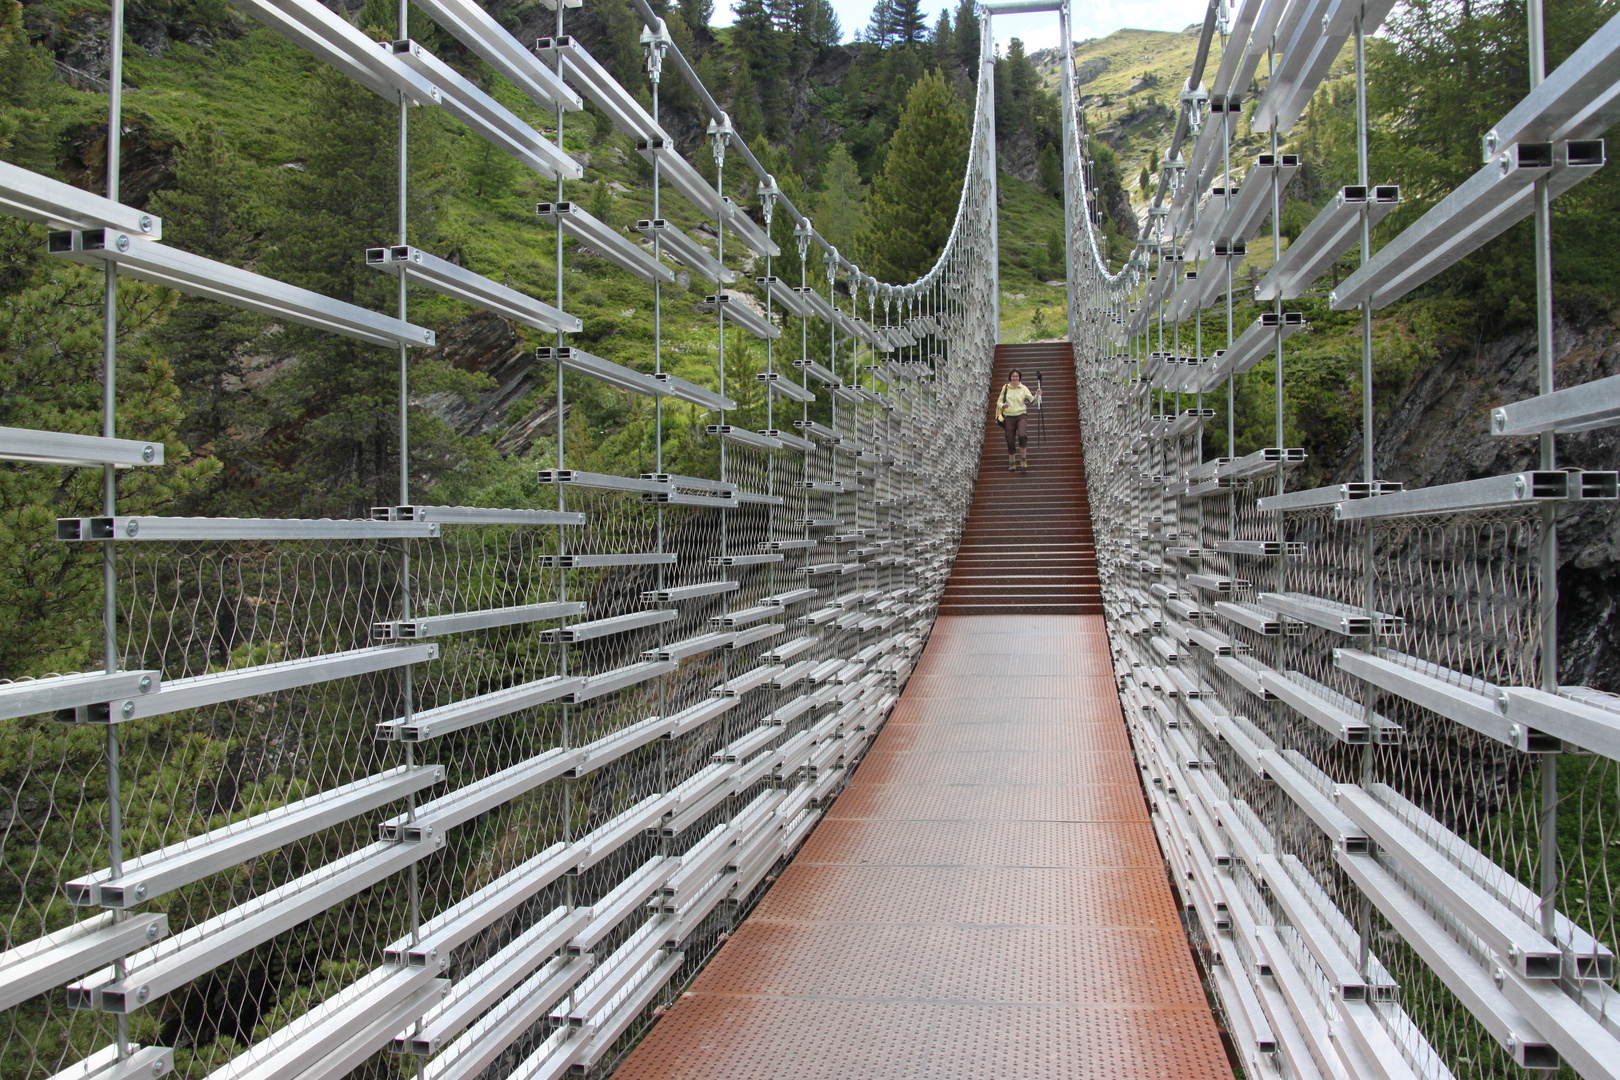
[939,342,1101,615]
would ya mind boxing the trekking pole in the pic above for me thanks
[1035,371,1046,445]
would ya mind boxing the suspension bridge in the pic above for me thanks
[1,0,1619,1078]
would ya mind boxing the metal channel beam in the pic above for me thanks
[66,765,443,908]
[410,0,578,110]
[0,911,169,1012]
[392,39,581,179]
[0,425,163,468]
[1338,785,1564,981]
[50,229,434,348]
[378,674,581,743]
[374,600,585,639]
[536,201,672,284]
[366,245,579,333]
[0,669,160,722]
[380,504,585,526]
[0,159,161,237]
[69,838,438,1013]
[83,644,436,724]
[534,35,660,140]
[1332,141,1604,310]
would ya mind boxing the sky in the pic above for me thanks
[711,1,1211,55]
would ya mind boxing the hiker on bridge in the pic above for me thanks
[997,369,1040,473]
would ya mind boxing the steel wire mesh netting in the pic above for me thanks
[0,0,1002,1070]
[1055,6,1620,1053]
[1074,293,1620,1079]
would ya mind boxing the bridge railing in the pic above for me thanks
[0,4,1000,1078]
[1064,1,1620,1077]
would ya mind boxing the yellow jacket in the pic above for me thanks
[998,383,1038,417]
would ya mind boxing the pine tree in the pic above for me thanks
[0,4,216,672]
[1036,142,1062,198]
[893,0,926,46]
[730,63,765,143]
[261,54,482,517]
[954,0,979,68]
[930,9,953,69]
[854,70,968,282]
[588,179,615,228]
[814,140,866,253]
[796,0,840,47]
[866,0,897,44]
[679,0,713,30]
[142,126,264,495]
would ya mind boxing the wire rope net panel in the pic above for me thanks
[1063,0,1620,1076]
[0,0,990,1072]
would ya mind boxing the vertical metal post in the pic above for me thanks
[1353,8,1377,976]
[644,27,669,817]
[1527,0,1560,940]
[1059,2,1075,291]
[395,0,424,950]
[985,19,1001,343]
[102,0,128,1056]
[550,5,571,922]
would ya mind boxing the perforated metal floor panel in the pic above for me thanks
[613,615,1232,1079]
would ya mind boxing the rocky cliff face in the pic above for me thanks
[1328,313,1620,688]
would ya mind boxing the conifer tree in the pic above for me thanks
[1037,142,1062,198]
[866,0,898,44]
[815,141,866,252]
[730,63,765,142]
[930,9,953,69]
[796,0,840,47]
[679,0,713,30]
[954,0,979,68]
[854,70,968,282]
[143,126,264,496]
[893,0,926,45]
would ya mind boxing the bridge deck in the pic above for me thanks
[616,347,1231,1079]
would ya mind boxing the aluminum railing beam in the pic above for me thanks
[65,765,443,908]
[367,244,580,333]
[1221,154,1301,244]
[536,202,673,284]
[0,911,170,1013]
[377,674,581,742]
[1331,141,1605,310]
[83,644,437,724]
[0,669,160,722]
[1492,371,1620,434]
[636,218,734,283]
[374,600,585,639]
[534,35,661,140]
[635,141,723,220]
[0,159,161,238]
[68,837,439,1013]
[1254,186,1400,301]
[391,38,581,179]
[376,504,586,526]
[1484,10,1620,155]
[410,0,578,110]
[721,196,780,258]
[708,294,780,339]
[1337,850,1559,1070]
[50,229,435,348]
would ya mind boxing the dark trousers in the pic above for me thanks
[1003,413,1028,452]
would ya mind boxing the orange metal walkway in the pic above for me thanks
[615,349,1232,1079]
